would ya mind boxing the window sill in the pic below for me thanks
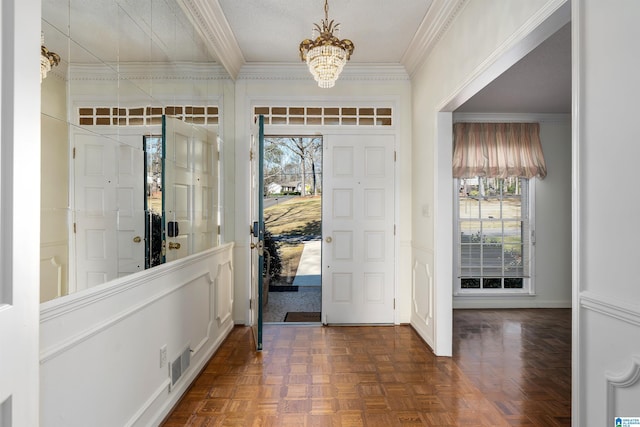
[454,291,536,297]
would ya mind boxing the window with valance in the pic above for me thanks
[453,122,546,294]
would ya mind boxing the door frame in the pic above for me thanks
[241,99,404,328]
[251,123,400,325]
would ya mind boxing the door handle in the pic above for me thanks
[250,241,264,255]
[325,236,332,243]
[168,242,181,250]
[133,236,142,243]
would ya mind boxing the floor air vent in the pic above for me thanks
[169,345,191,391]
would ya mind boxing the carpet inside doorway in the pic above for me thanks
[283,312,321,322]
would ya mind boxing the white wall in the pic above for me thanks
[452,116,572,309]
[410,0,569,356]
[40,244,234,426]
[232,68,413,325]
[574,0,640,424]
[41,74,69,302]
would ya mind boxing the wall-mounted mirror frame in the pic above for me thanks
[40,0,230,303]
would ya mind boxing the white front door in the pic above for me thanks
[73,131,118,291]
[322,134,396,324]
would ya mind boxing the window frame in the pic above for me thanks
[453,177,536,296]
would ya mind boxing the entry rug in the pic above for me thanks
[283,312,321,322]
[269,285,298,292]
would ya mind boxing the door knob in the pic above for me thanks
[133,236,142,243]
[168,242,181,250]
[325,236,332,243]
[250,241,264,255]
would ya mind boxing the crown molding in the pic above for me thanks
[238,63,410,82]
[67,62,231,81]
[401,0,468,77]
[176,0,244,80]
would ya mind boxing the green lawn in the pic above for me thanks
[264,196,321,281]
[264,196,321,235]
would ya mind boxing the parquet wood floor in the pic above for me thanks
[162,309,571,426]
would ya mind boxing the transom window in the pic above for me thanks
[455,176,533,293]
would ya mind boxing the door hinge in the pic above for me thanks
[72,147,76,159]
[393,298,396,309]
[249,299,252,310]
[73,222,76,233]
[217,225,221,235]
[394,150,397,162]
[249,149,254,161]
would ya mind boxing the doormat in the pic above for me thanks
[284,312,321,322]
[269,285,298,292]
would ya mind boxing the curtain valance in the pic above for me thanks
[452,122,547,179]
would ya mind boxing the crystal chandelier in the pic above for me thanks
[299,0,354,88]
[40,32,60,83]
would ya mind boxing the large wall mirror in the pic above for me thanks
[41,0,231,302]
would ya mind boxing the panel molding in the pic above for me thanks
[40,243,234,362]
[40,256,63,300]
[215,259,234,325]
[40,270,214,363]
[606,355,640,421]
[580,291,640,327]
[40,243,233,320]
[412,259,433,327]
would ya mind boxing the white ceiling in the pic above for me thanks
[456,22,571,114]
[42,0,571,113]
[217,0,433,64]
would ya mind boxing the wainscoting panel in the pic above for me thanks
[215,259,234,325]
[40,243,235,427]
[411,248,435,350]
[580,291,640,424]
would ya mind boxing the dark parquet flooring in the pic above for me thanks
[162,309,571,426]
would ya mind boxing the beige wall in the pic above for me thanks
[40,74,69,302]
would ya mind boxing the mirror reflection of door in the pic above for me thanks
[162,115,218,263]
[144,136,163,269]
[73,130,145,292]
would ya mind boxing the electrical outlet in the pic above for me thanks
[160,345,167,368]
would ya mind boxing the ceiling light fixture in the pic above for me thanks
[41,32,60,82]
[299,0,354,89]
